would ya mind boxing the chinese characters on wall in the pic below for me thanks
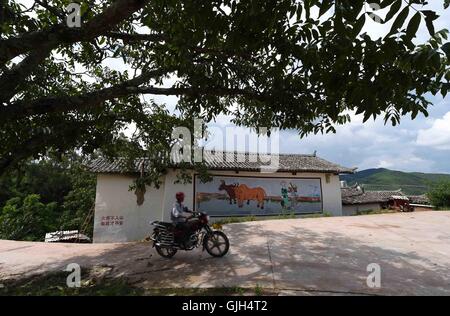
[100,215,124,226]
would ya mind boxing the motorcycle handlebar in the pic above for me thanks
[188,211,203,218]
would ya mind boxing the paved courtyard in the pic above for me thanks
[1,212,449,295]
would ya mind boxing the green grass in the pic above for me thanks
[145,286,262,296]
[254,284,263,296]
[213,211,334,225]
[301,211,333,218]
[434,208,450,211]
[356,209,397,216]
[0,270,275,296]
[0,270,144,296]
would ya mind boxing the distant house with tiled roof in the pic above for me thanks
[341,183,407,215]
[87,150,355,242]
[341,184,436,215]
[407,194,430,205]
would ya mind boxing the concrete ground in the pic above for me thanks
[1,212,449,295]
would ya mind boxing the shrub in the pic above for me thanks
[0,194,58,241]
[427,180,450,209]
[0,156,96,241]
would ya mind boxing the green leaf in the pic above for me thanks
[389,6,409,35]
[442,86,448,98]
[442,43,450,60]
[368,13,383,24]
[441,83,450,98]
[80,2,89,16]
[380,0,397,9]
[385,0,402,22]
[319,0,333,18]
[406,12,421,40]
[422,10,439,36]
[304,0,311,20]
[353,14,366,37]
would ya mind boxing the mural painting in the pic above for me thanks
[195,176,322,216]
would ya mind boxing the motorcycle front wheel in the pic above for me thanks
[155,244,177,258]
[203,231,230,257]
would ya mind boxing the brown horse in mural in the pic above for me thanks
[218,180,237,204]
[235,184,266,209]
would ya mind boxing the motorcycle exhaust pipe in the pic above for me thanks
[154,242,174,247]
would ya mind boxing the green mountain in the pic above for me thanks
[340,168,450,195]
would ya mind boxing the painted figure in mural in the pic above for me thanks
[218,180,237,204]
[280,181,290,210]
[288,182,298,210]
[235,184,266,209]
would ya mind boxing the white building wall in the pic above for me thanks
[93,170,343,243]
[93,174,165,243]
[322,173,343,216]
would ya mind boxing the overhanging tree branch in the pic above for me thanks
[0,118,110,172]
[0,67,170,121]
[0,0,150,66]
[0,44,53,102]
[0,0,152,103]
[0,80,267,122]
[136,86,267,100]
[104,32,166,43]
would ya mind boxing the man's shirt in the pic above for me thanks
[171,202,190,223]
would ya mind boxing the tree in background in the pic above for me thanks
[0,0,449,189]
[0,194,58,241]
[0,154,96,241]
[60,161,96,235]
[0,159,73,207]
[427,180,450,209]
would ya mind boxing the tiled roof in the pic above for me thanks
[341,184,405,205]
[87,151,355,174]
[44,230,91,243]
[407,195,430,205]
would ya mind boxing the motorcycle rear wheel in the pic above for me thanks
[204,231,230,257]
[155,244,177,258]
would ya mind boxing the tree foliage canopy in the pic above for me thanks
[0,154,96,240]
[428,180,450,209]
[1,0,449,178]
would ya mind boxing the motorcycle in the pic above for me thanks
[150,211,230,258]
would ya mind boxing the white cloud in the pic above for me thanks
[377,160,394,169]
[416,112,450,150]
[358,153,434,173]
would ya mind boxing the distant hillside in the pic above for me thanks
[340,168,450,195]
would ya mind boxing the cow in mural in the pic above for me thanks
[218,180,237,204]
[235,184,266,209]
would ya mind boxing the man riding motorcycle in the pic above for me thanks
[171,192,194,246]
[151,192,230,258]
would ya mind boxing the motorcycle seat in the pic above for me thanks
[152,221,174,228]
